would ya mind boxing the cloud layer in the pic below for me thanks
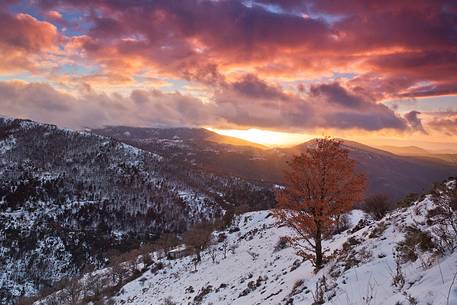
[0,79,417,133]
[0,0,456,135]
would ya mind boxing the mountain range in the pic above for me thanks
[93,126,457,200]
[380,145,457,163]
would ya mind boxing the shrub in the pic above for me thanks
[194,285,213,304]
[143,252,153,266]
[368,222,388,238]
[362,194,392,220]
[342,236,361,252]
[162,296,177,305]
[396,193,420,208]
[311,276,327,305]
[397,226,435,262]
[427,186,457,252]
[274,236,290,252]
[406,295,418,305]
[331,214,351,234]
[292,279,304,292]
[392,255,405,289]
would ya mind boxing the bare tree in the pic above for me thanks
[362,194,392,220]
[109,253,129,287]
[156,233,179,257]
[429,185,457,252]
[183,222,213,264]
[209,243,218,263]
[85,273,105,300]
[61,278,83,305]
[221,238,229,259]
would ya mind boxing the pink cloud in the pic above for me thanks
[0,0,455,134]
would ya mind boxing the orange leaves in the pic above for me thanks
[274,137,366,268]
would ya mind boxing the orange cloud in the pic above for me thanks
[0,10,59,73]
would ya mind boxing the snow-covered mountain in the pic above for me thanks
[3,118,456,305]
[34,179,457,305]
[0,118,274,304]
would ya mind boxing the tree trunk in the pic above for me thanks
[335,215,341,233]
[315,225,323,270]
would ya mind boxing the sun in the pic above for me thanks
[207,128,313,147]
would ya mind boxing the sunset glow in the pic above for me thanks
[0,0,456,149]
[209,128,314,147]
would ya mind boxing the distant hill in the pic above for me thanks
[96,126,266,149]
[94,127,457,201]
[380,145,457,164]
[92,126,285,184]
[297,139,456,200]
[380,145,431,156]
[206,131,268,149]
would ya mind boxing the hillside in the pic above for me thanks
[380,145,432,156]
[291,140,457,200]
[91,126,285,185]
[35,179,457,305]
[93,126,457,200]
[206,131,268,149]
[0,118,274,304]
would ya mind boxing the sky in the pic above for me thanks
[0,0,456,149]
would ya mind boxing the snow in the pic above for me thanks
[0,136,16,154]
[347,209,365,226]
[0,117,242,304]
[111,195,457,305]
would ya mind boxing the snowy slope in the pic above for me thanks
[110,184,457,305]
[0,117,269,304]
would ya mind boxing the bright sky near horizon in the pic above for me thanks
[0,1,456,150]
[208,128,314,147]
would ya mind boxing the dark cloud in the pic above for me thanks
[325,111,405,131]
[310,82,367,108]
[307,82,408,130]
[0,10,57,51]
[213,76,312,129]
[213,77,407,131]
[230,74,289,101]
[362,51,457,97]
[404,111,427,134]
[0,81,217,129]
[0,79,409,132]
